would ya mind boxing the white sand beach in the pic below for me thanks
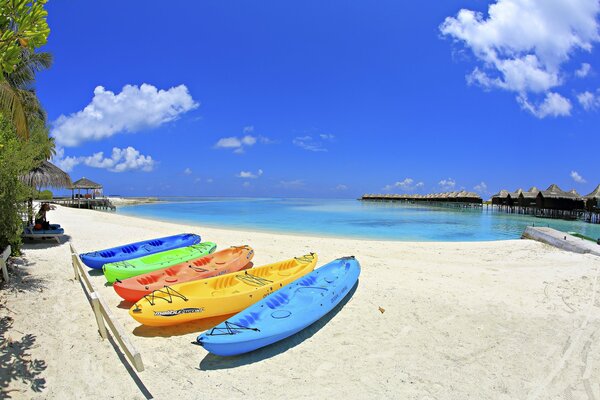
[2,204,600,399]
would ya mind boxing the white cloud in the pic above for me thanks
[576,63,592,78]
[214,129,272,153]
[440,0,600,116]
[383,178,424,192]
[293,134,334,152]
[571,170,586,183]
[518,92,572,118]
[52,148,80,173]
[206,178,213,184]
[335,184,348,191]
[474,181,488,193]
[279,179,305,189]
[439,178,456,190]
[236,169,263,179]
[53,146,155,173]
[242,181,251,188]
[577,90,600,110]
[184,168,192,175]
[52,84,198,147]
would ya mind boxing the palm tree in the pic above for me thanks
[0,51,52,139]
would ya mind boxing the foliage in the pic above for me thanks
[35,189,52,200]
[0,0,50,76]
[0,50,52,139]
[0,115,48,254]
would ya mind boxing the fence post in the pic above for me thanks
[90,292,108,339]
[1,245,11,283]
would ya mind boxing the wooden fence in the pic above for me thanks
[69,243,144,372]
[0,245,10,283]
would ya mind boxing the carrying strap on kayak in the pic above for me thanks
[236,272,273,286]
[294,253,316,263]
[230,245,250,249]
[206,321,260,336]
[188,265,208,272]
[139,285,188,306]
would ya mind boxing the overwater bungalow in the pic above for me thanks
[491,190,510,206]
[584,184,600,211]
[360,191,483,206]
[517,187,539,207]
[535,184,584,211]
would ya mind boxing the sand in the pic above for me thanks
[1,204,600,399]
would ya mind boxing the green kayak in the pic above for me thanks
[102,242,217,283]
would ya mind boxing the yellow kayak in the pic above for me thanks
[129,253,317,326]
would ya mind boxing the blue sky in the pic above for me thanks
[38,1,600,198]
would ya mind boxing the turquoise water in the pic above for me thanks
[116,197,600,242]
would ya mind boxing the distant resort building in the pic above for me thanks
[360,191,482,207]
[491,184,600,224]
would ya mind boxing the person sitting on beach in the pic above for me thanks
[34,203,51,230]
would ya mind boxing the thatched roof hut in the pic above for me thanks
[20,160,72,190]
[584,184,600,210]
[71,177,103,199]
[71,177,102,190]
[491,190,510,206]
[536,184,584,210]
[518,186,540,207]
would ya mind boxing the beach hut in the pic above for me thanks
[71,177,103,200]
[584,184,600,211]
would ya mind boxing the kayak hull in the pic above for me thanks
[80,233,201,269]
[197,256,360,356]
[113,246,254,302]
[129,253,317,327]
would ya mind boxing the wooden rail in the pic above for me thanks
[0,245,11,283]
[69,243,144,372]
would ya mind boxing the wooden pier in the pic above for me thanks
[51,197,116,211]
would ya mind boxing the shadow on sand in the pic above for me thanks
[87,269,104,277]
[0,315,47,398]
[21,234,72,249]
[0,256,47,293]
[197,281,359,370]
[132,314,236,338]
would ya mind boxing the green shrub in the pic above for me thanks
[0,117,49,254]
[35,190,53,200]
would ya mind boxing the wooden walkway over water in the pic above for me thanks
[51,197,116,211]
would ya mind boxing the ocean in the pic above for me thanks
[116,197,600,242]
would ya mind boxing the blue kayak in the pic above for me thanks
[80,233,201,269]
[196,256,360,356]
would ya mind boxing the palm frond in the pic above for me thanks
[0,80,28,139]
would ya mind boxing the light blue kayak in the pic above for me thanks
[196,256,360,356]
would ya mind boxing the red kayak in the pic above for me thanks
[113,245,254,302]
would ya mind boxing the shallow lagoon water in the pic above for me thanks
[117,197,600,242]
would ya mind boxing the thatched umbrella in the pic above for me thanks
[20,161,72,224]
[20,160,72,190]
